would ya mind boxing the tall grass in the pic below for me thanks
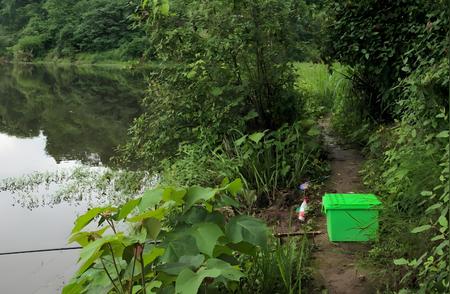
[294,62,351,118]
[217,122,325,206]
[239,234,312,294]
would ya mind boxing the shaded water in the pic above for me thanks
[0,64,145,293]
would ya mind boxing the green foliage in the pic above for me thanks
[12,35,47,60]
[0,0,150,61]
[239,235,312,293]
[160,141,236,188]
[120,0,316,169]
[326,1,448,291]
[363,88,449,292]
[294,62,351,118]
[158,120,327,209]
[325,0,448,122]
[71,0,132,52]
[64,180,270,293]
[219,122,326,206]
[360,58,448,292]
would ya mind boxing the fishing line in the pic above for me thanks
[0,246,82,256]
[0,240,162,256]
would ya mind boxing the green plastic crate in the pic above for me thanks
[322,193,381,242]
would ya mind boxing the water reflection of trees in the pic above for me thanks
[0,64,145,165]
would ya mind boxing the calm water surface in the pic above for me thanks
[0,64,145,293]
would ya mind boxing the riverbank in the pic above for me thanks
[0,53,169,69]
[0,57,184,72]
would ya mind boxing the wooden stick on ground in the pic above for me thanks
[275,230,322,238]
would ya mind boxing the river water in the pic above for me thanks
[0,64,146,293]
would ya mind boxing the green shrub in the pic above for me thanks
[0,34,13,57]
[118,36,154,60]
[158,119,327,210]
[160,141,237,188]
[64,180,270,294]
[218,120,327,206]
[119,0,312,170]
[325,0,447,122]
[12,35,47,60]
[361,59,448,291]
[326,1,448,291]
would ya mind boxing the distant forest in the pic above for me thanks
[0,0,151,61]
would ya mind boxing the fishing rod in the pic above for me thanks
[0,240,163,256]
[2,176,332,256]
[0,246,82,256]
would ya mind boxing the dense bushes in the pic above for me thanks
[63,181,315,293]
[117,1,329,209]
[325,0,447,123]
[326,0,449,291]
[160,120,327,209]
[63,181,269,293]
[11,34,46,60]
[361,60,448,292]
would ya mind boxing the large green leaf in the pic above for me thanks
[179,255,205,269]
[163,187,187,205]
[143,246,166,266]
[175,258,244,294]
[182,206,208,224]
[139,188,164,212]
[117,198,140,220]
[249,132,265,143]
[126,227,147,244]
[72,207,110,233]
[191,223,224,256]
[147,280,163,294]
[78,249,104,276]
[225,215,268,249]
[62,278,86,294]
[127,207,166,222]
[69,226,108,246]
[157,255,204,275]
[217,194,241,208]
[76,234,122,275]
[184,187,218,210]
[132,280,162,294]
[143,218,162,240]
[162,236,200,263]
[205,258,244,281]
[228,241,257,256]
[225,178,243,197]
[175,268,221,294]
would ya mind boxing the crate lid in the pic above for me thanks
[322,193,381,211]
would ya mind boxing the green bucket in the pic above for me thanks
[322,193,381,242]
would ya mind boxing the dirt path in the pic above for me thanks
[311,119,375,294]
